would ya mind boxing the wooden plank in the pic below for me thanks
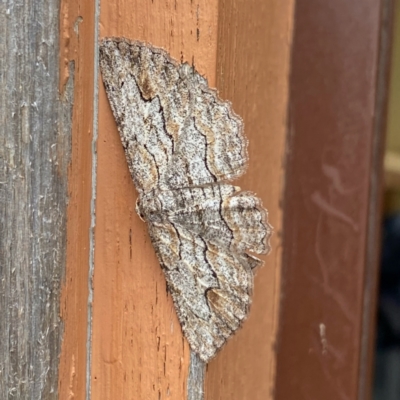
[204,1,294,399]
[275,1,393,399]
[94,1,219,399]
[0,1,72,398]
[57,0,98,399]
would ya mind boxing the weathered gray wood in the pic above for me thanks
[187,352,205,400]
[0,1,73,398]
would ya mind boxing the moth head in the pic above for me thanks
[135,193,162,223]
[135,197,146,222]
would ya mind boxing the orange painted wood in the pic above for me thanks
[205,1,294,399]
[57,0,294,398]
[93,1,219,399]
[58,0,97,398]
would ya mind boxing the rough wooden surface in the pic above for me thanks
[94,1,218,399]
[205,0,294,399]
[0,1,71,397]
[94,1,293,399]
[57,0,98,398]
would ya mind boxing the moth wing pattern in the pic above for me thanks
[99,37,248,192]
[147,221,254,362]
[99,37,273,362]
[145,184,271,361]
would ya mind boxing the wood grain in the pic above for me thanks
[2,0,293,398]
[94,1,218,399]
[205,1,294,399]
[0,1,71,398]
[57,0,97,398]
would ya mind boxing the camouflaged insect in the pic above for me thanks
[99,37,272,362]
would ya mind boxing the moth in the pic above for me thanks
[99,37,272,362]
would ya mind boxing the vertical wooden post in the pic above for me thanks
[93,1,219,399]
[58,0,97,398]
[275,1,393,400]
[205,1,294,399]
[0,1,72,398]
[93,0,294,399]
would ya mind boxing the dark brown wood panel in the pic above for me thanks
[275,1,393,400]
